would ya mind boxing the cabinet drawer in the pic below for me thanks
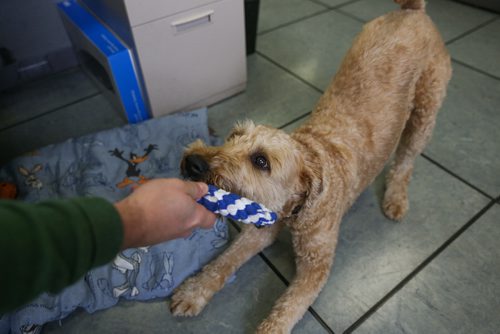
[133,0,246,116]
[125,0,220,26]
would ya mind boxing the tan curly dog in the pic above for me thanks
[171,0,452,332]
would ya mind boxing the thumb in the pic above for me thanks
[184,181,209,200]
[197,206,217,229]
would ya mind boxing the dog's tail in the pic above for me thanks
[394,0,426,10]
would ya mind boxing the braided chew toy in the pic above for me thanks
[198,185,278,227]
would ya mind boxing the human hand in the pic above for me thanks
[114,178,216,249]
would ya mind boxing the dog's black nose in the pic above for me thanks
[182,154,210,180]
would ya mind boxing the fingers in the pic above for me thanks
[183,180,215,228]
[192,203,217,229]
[184,181,209,200]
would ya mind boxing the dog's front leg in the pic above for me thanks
[170,220,284,317]
[256,223,340,334]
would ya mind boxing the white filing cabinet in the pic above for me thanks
[80,0,247,118]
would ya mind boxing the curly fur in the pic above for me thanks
[171,1,451,332]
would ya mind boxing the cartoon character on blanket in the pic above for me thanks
[0,108,229,334]
[1,218,228,334]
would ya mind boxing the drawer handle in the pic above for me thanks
[171,10,214,33]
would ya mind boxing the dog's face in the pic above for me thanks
[181,121,310,215]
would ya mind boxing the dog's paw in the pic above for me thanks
[169,278,210,317]
[382,194,408,221]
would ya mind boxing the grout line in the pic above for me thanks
[343,198,497,333]
[258,252,290,285]
[278,111,312,130]
[421,153,494,200]
[0,92,100,132]
[257,0,364,36]
[453,0,500,13]
[444,14,500,85]
[258,252,335,334]
[256,52,324,94]
[446,16,499,45]
[451,58,500,82]
[258,8,332,36]
[333,8,367,24]
[1,67,81,93]
[308,0,332,7]
[311,0,363,10]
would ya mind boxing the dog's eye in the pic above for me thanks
[251,154,270,171]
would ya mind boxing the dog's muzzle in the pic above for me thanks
[181,154,210,181]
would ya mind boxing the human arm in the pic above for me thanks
[0,179,215,313]
[0,197,122,313]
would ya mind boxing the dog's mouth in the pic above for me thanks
[180,154,210,182]
[180,154,226,189]
[181,153,248,200]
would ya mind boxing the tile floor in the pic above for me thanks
[1,0,499,333]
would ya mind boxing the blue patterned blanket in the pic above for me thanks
[0,108,228,334]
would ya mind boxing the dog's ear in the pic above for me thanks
[280,165,322,218]
[227,120,255,141]
[280,192,306,218]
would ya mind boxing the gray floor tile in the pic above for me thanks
[262,157,489,332]
[339,0,496,42]
[426,62,500,197]
[257,0,327,33]
[448,18,500,78]
[280,113,309,132]
[257,11,363,90]
[0,68,98,130]
[336,0,401,21]
[44,226,328,334]
[315,0,359,8]
[355,203,500,334]
[0,94,126,163]
[207,55,321,137]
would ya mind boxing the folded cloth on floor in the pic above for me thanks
[0,108,228,334]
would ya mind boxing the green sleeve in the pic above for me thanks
[0,197,123,313]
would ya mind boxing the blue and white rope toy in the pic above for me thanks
[198,185,278,227]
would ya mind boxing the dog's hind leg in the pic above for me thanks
[170,220,284,317]
[383,57,451,221]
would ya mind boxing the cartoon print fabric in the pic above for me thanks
[0,109,229,334]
